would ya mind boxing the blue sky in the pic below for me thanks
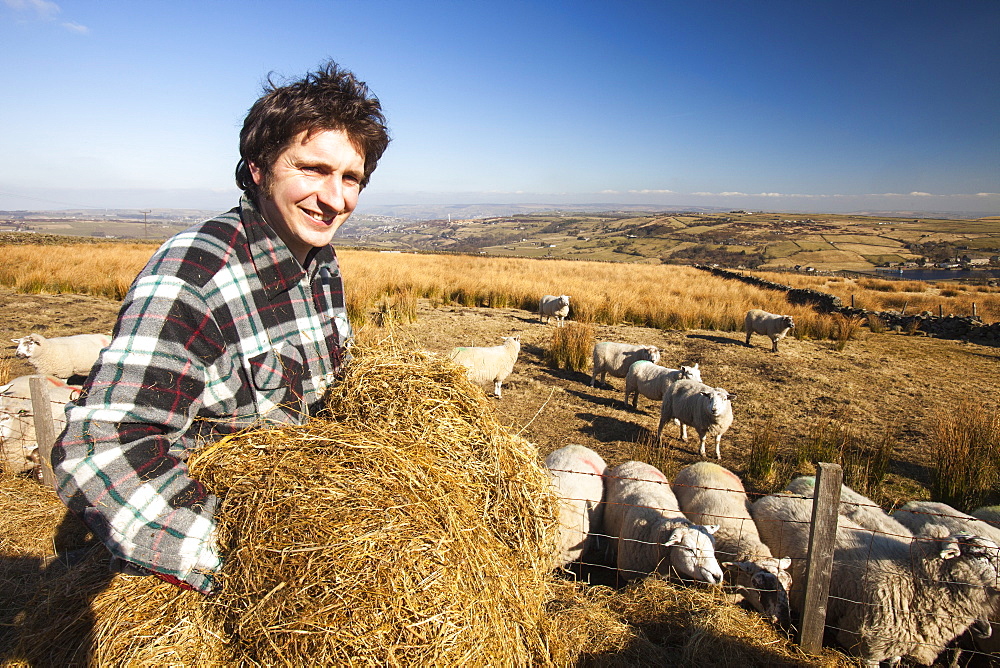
[1,0,998,215]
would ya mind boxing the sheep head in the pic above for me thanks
[662,524,723,584]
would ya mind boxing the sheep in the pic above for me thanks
[623,361,701,410]
[972,505,1000,528]
[892,501,1000,656]
[544,444,608,569]
[751,492,1000,666]
[12,332,111,379]
[538,294,571,327]
[672,462,793,627]
[744,309,795,353]
[590,342,660,388]
[603,460,723,584]
[0,374,81,474]
[784,476,912,539]
[656,379,735,459]
[448,335,520,398]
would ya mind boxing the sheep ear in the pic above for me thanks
[778,556,792,570]
[692,363,699,370]
[727,392,737,401]
[939,538,962,560]
[727,561,756,574]
[699,391,712,397]
[662,530,682,547]
[11,338,23,344]
[703,524,720,535]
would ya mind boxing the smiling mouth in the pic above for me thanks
[301,208,335,225]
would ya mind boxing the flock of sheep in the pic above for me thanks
[545,444,1000,666]
[5,297,999,665]
[452,295,999,664]
[450,295,796,461]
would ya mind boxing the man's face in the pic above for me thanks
[249,129,365,264]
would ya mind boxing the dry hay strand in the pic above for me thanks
[67,342,561,666]
[9,548,225,667]
[588,578,848,667]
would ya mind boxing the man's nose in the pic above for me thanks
[317,176,346,212]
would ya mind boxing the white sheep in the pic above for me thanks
[892,500,1000,657]
[784,476,913,539]
[590,341,660,388]
[12,332,111,379]
[972,505,1000,528]
[752,492,1000,666]
[538,294,571,327]
[744,309,795,353]
[623,361,701,410]
[656,379,735,459]
[544,444,608,569]
[672,462,793,627]
[603,460,723,583]
[0,374,81,474]
[448,335,520,398]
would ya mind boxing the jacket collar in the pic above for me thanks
[240,193,334,298]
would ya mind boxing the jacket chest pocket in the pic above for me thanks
[248,343,305,418]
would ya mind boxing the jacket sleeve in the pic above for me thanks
[52,273,232,594]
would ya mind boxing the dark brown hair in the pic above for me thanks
[235,61,390,194]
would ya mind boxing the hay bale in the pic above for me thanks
[45,345,558,666]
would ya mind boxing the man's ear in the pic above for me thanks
[248,161,264,186]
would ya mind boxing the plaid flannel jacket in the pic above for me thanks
[52,194,352,593]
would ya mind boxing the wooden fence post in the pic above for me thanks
[972,302,977,318]
[850,294,855,308]
[797,462,843,654]
[939,304,943,318]
[29,375,57,489]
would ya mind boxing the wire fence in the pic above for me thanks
[547,461,1000,664]
[0,375,81,484]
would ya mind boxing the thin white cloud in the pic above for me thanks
[4,0,89,32]
[599,189,621,194]
[628,189,674,194]
[4,0,60,20]
[909,191,932,197]
[975,193,998,197]
[61,20,88,33]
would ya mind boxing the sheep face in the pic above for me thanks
[678,364,702,383]
[664,524,723,584]
[645,346,661,365]
[700,389,733,417]
[781,316,795,331]
[12,335,41,358]
[729,558,793,629]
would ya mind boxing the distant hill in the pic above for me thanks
[336,210,1000,272]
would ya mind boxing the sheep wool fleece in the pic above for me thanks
[52,194,352,594]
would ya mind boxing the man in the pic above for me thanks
[51,62,390,594]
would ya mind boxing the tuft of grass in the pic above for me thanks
[744,418,781,493]
[865,313,887,334]
[794,416,896,500]
[544,322,594,373]
[373,287,418,327]
[832,314,865,351]
[931,399,1000,511]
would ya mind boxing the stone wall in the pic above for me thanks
[698,265,999,345]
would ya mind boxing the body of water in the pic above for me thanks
[873,268,1000,282]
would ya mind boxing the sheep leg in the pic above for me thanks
[714,435,722,460]
[698,435,706,458]
[493,380,502,398]
[745,331,752,346]
[771,337,779,353]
